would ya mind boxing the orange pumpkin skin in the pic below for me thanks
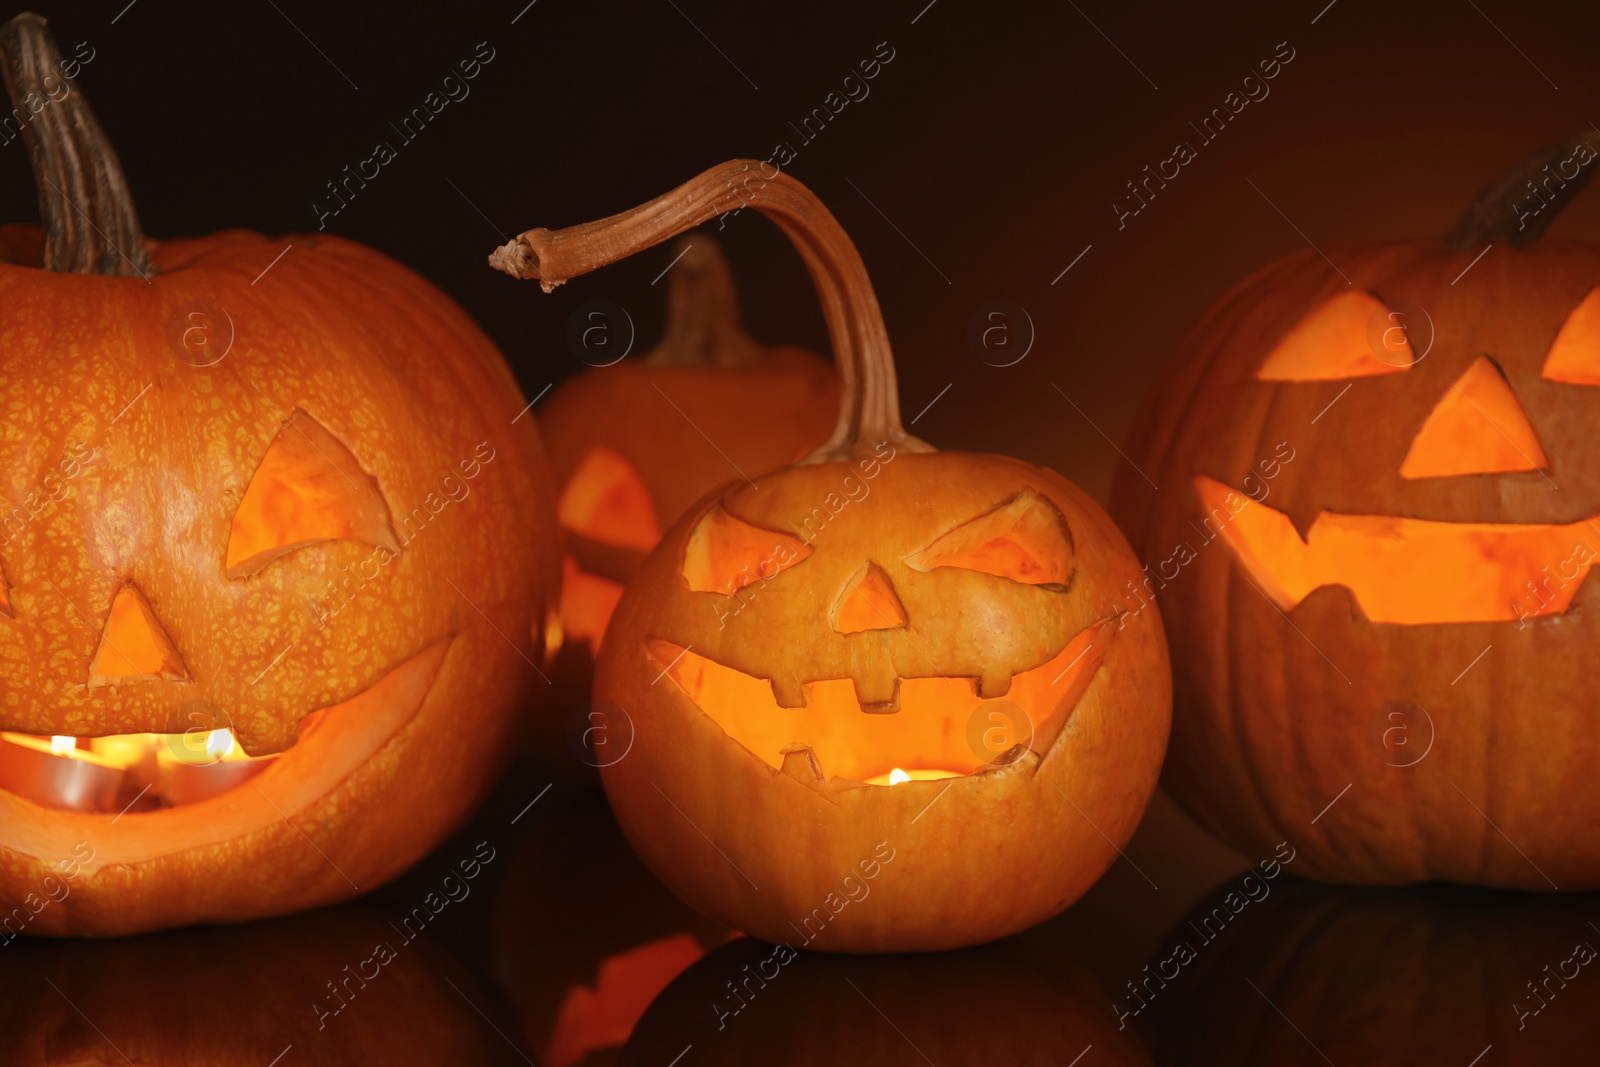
[0,227,562,934]
[1149,880,1600,1064]
[1113,237,1600,887]
[598,451,1170,952]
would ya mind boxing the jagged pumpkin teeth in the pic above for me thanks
[493,158,1170,952]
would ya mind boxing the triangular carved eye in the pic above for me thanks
[1256,291,1414,381]
[681,506,811,596]
[905,489,1075,588]
[831,563,907,633]
[1400,356,1547,478]
[88,583,188,687]
[558,446,661,552]
[1543,286,1600,384]
[226,409,400,579]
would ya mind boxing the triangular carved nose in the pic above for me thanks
[88,583,188,687]
[831,563,907,634]
[1400,356,1547,478]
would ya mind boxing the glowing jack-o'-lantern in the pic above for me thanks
[490,160,1170,952]
[539,236,836,720]
[1113,132,1600,887]
[0,15,561,935]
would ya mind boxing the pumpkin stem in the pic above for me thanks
[1442,130,1600,250]
[489,159,932,463]
[0,13,149,277]
[647,235,763,370]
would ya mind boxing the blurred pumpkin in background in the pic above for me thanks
[491,160,1170,951]
[0,14,561,935]
[538,234,836,730]
[493,791,732,1067]
[1113,132,1600,888]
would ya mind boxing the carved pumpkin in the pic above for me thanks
[490,160,1170,952]
[0,904,528,1064]
[492,791,731,1067]
[1148,879,1600,1064]
[538,235,836,751]
[621,932,1153,1066]
[0,15,561,935]
[1112,133,1600,887]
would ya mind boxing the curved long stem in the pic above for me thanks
[0,13,148,277]
[489,159,931,463]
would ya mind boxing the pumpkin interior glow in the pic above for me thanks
[1544,285,1600,384]
[648,623,1111,785]
[1194,475,1595,624]
[225,408,400,580]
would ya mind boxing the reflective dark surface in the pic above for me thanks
[7,755,1596,1064]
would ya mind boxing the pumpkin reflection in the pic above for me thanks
[621,935,1152,1066]
[492,793,732,1067]
[1147,879,1600,1064]
[0,905,527,1065]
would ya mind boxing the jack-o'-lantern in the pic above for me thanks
[0,15,561,936]
[621,932,1153,1066]
[490,160,1170,951]
[1112,133,1600,887]
[0,904,530,1064]
[540,235,836,732]
[493,791,732,1067]
[1147,879,1600,1064]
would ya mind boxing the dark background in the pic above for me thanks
[11,0,1600,504]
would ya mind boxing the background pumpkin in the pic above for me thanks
[537,234,836,757]
[0,15,561,935]
[1112,133,1600,887]
[491,159,1170,952]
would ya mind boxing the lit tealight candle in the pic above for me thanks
[155,729,274,807]
[0,732,125,813]
[866,767,964,786]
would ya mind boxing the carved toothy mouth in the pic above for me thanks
[0,636,454,818]
[646,620,1116,788]
[1196,476,1600,624]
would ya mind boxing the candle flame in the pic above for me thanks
[888,767,910,785]
[49,735,76,756]
[205,729,235,760]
